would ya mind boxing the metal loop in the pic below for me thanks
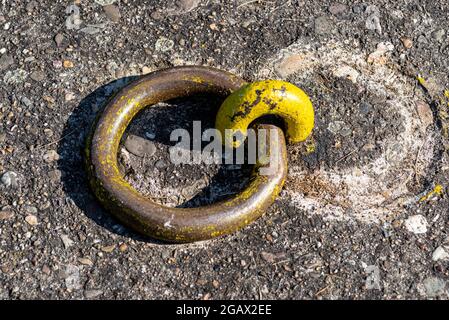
[86,66,287,242]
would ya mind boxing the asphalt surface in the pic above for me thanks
[1,0,449,299]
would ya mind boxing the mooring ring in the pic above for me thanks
[86,66,287,243]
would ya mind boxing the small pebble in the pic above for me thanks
[1,171,18,188]
[415,100,434,128]
[21,96,33,108]
[43,150,60,163]
[101,244,115,253]
[0,210,14,220]
[94,0,116,5]
[30,71,46,82]
[141,66,152,74]
[314,16,334,35]
[78,257,93,266]
[63,60,74,68]
[404,215,428,234]
[54,33,64,47]
[65,92,76,102]
[44,128,54,137]
[209,23,219,31]
[24,205,38,214]
[365,265,381,290]
[103,4,121,22]
[275,54,307,78]
[26,1,38,12]
[329,3,348,17]
[401,37,413,49]
[260,251,276,263]
[25,215,38,226]
[423,277,446,297]
[42,265,51,275]
[0,54,14,71]
[155,37,174,52]
[48,169,62,183]
[431,29,446,43]
[178,0,201,13]
[155,159,168,169]
[432,246,449,261]
[124,134,156,157]
[84,289,104,299]
[61,234,75,249]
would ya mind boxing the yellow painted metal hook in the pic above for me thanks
[216,80,314,147]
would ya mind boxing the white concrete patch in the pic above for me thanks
[261,40,441,224]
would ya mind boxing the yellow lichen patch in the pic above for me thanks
[419,184,444,202]
[305,138,316,154]
[182,75,205,84]
[215,80,314,148]
[417,75,427,88]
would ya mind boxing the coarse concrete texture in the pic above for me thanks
[1,0,449,299]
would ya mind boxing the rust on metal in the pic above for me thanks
[85,66,287,243]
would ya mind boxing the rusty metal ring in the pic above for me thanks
[85,66,287,243]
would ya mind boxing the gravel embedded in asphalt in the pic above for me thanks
[0,0,449,299]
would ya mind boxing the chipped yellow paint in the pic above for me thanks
[216,80,314,147]
[419,184,444,202]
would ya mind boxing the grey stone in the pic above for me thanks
[4,69,28,84]
[24,205,38,214]
[423,277,446,297]
[365,5,382,33]
[26,1,39,12]
[1,171,18,188]
[155,159,168,169]
[314,16,334,35]
[404,215,428,234]
[431,29,446,43]
[0,54,14,71]
[84,289,104,299]
[124,134,156,157]
[30,71,46,82]
[54,33,64,47]
[61,265,81,291]
[155,37,175,52]
[329,3,348,17]
[432,246,449,261]
[21,96,33,108]
[352,4,364,14]
[359,102,372,114]
[43,150,60,163]
[178,0,201,13]
[94,0,116,5]
[80,26,102,35]
[103,4,121,22]
[61,234,75,249]
[0,210,14,220]
[365,265,381,290]
[48,169,62,183]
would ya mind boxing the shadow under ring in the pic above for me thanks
[85,66,288,243]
